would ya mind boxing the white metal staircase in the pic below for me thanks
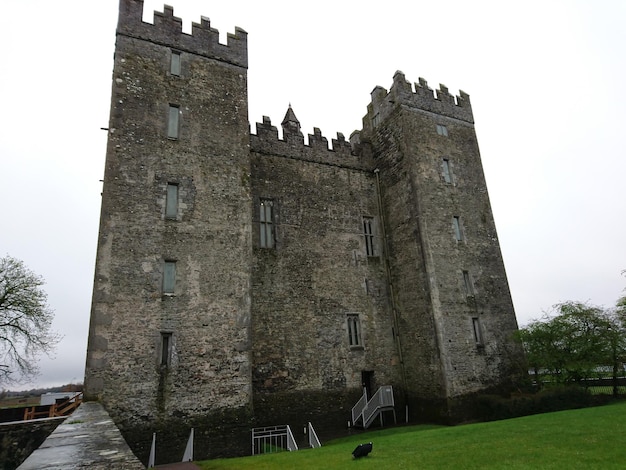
[351,385,396,429]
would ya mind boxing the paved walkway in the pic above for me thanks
[18,402,144,469]
[156,463,201,469]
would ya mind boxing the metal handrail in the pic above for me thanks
[252,425,298,455]
[362,386,394,429]
[308,422,321,448]
[351,387,368,425]
[286,425,298,451]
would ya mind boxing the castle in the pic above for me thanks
[85,0,524,463]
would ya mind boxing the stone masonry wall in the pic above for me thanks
[84,1,524,460]
[364,105,447,409]
[0,419,62,470]
[249,120,401,431]
[361,73,522,417]
[84,0,253,456]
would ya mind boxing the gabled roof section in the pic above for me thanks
[281,104,302,136]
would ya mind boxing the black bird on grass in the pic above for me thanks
[352,442,373,458]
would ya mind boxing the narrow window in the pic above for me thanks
[170,50,181,76]
[168,105,179,139]
[436,124,448,136]
[442,158,452,184]
[259,199,274,248]
[372,113,381,127]
[453,216,463,241]
[463,270,474,296]
[160,332,172,366]
[165,183,178,219]
[363,216,376,256]
[347,314,362,347]
[163,261,176,295]
[472,318,483,345]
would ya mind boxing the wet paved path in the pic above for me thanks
[156,463,201,469]
[18,401,144,469]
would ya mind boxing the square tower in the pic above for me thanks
[84,0,252,460]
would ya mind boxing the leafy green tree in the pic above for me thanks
[517,302,625,390]
[616,269,626,321]
[0,255,60,383]
[600,307,626,396]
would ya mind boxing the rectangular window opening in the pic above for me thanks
[259,199,274,248]
[163,260,176,295]
[160,332,172,366]
[453,216,463,241]
[363,216,376,256]
[165,183,179,219]
[436,124,448,136]
[472,318,483,345]
[170,50,181,76]
[442,158,452,184]
[347,314,362,348]
[168,105,180,139]
[463,270,474,297]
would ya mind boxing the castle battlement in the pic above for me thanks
[364,71,473,130]
[251,116,371,171]
[87,3,523,462]
[117,0,247,68]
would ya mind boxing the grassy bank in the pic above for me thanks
[198,401,626,469]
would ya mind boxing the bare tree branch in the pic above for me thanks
[0,255,60,384]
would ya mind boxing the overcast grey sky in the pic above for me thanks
[1,0,624,389]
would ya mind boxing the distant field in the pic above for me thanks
[0,396,39,408]
[198,401,626,469]
[587,386,626,395]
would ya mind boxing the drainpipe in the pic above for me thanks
[374,168,409,405]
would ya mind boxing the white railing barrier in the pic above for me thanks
[148,432,156,468]
[182,428,194,462]
[251,425,299,455]
[286,424,298,451]
[362,386,395,429]
[351,387,368,426]
[307,422,321,448]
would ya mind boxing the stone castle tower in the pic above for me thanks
[85,0,523,463]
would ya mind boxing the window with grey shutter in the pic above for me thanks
[168,105,179,139]
[453,216,463,241]
[442,159,452,184]
[259,199,274,248]
[170,51,181,76]
[463,270,474,297]
[163,261,176,295]
[165,183,178,219]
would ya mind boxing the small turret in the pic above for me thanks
[281,105,304,145]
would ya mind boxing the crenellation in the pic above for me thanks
[153,5,180,28]
[436,84,451,104]
[251,117,367,169]
[309,127,329,150]
[189,17,221,50]
[364,72,474,130]
[117,0,247,68]
[390,70,413,101]
[254,116,279,140]
[332,132,353,155]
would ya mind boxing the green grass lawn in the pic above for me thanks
[198,401,626,469]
